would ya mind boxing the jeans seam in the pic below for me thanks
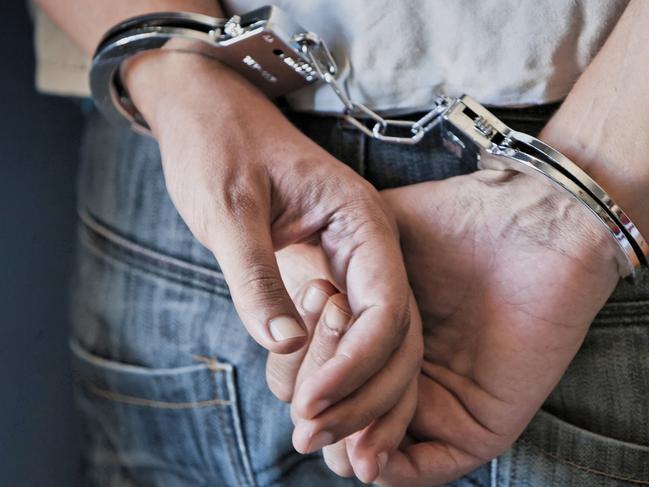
[518,438,649,485]
[593,301,649,324]
[510,444,519,485]
[77,380,232,409]
[79,210,224,282]
[206,360,256,487]
[73,351,235,409]
[78,210,230,297]
[225,364,256,487]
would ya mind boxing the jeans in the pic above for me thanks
[70,104,649,486]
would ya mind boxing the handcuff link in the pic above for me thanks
[89,6,649,277]
[296,33,447,145]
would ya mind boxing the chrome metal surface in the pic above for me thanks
[91,6,449,144]
[90,7,319,133]
[514,132,649,265]
[439,95,648,278]
[295,34,449,145]
[90,8,649,277]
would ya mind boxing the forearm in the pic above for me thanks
[34,0,222,55]
[540,0,649,237]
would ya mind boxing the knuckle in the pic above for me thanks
[339,195,385,226]
[326,177,381,217]
[309,326,342,367]
[469,430,516,462]
[221,184,260,217]
[208,163,269,221]
[240,261,286,304]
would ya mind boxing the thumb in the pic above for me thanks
[208,210,307,355]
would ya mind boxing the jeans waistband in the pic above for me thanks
[278,99,562,138]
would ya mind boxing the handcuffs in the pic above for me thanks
[90,5,649,279]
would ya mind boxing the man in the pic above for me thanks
[36,0,649,485]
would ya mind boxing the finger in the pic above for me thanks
[410,365,512,461]
[291,304,410,419]
[208,199,307,354]
[323,441,354,479]
[347,376,418,484]
[292,300,422,454]
[286,293,351,415]
[306,202,412,417]
[376,441,482,487]
[294,293,352,385]
[266,279,338,402]
[376,376,489,487]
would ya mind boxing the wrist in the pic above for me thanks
[121,47,335,175]
[539,107,649,242]
[122,46,286,138]
[122,49,244,135]
[478,170,622,281]
[123,48,304,146]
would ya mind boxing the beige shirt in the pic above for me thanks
[34,0,629,112]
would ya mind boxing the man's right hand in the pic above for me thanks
[123,50,420,457]
[373,171,620,486]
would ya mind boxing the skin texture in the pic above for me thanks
[124,51,422,457]
[273,170,620,484]
[375,171,621,485]
[269,2,649,483]
[37,0,423,470]
[37,0,649,484]
[272,250,421,483]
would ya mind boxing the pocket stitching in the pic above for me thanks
[79,209,229,297]
[80,380,232,409]
[71,342,234,409]
[518,438,649,485]
[208,360,256,487]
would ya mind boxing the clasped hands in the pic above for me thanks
[125,53,622,486]
[270,170,622,486]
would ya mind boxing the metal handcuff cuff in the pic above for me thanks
[90,5,649,279]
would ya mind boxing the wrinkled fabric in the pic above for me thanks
[71,103,649,485]
[36,1,629,111]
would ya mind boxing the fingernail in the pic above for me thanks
[324,303,350,332]
[269,316,306,341]
[302,286,329,314]
[308,430,334,452]
[377,451,389,475]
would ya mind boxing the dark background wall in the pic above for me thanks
[1,2,83,485]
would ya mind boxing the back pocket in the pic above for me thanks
[70,340,255,487]
[496,299,649,487]
[501,409,649,486]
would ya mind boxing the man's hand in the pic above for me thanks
[124,51,419,456]
[370,169,620,486]
[267,245,422,484]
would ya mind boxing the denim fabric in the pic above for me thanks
[71,103,649,486]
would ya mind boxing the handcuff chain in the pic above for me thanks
[296,34,449,145]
